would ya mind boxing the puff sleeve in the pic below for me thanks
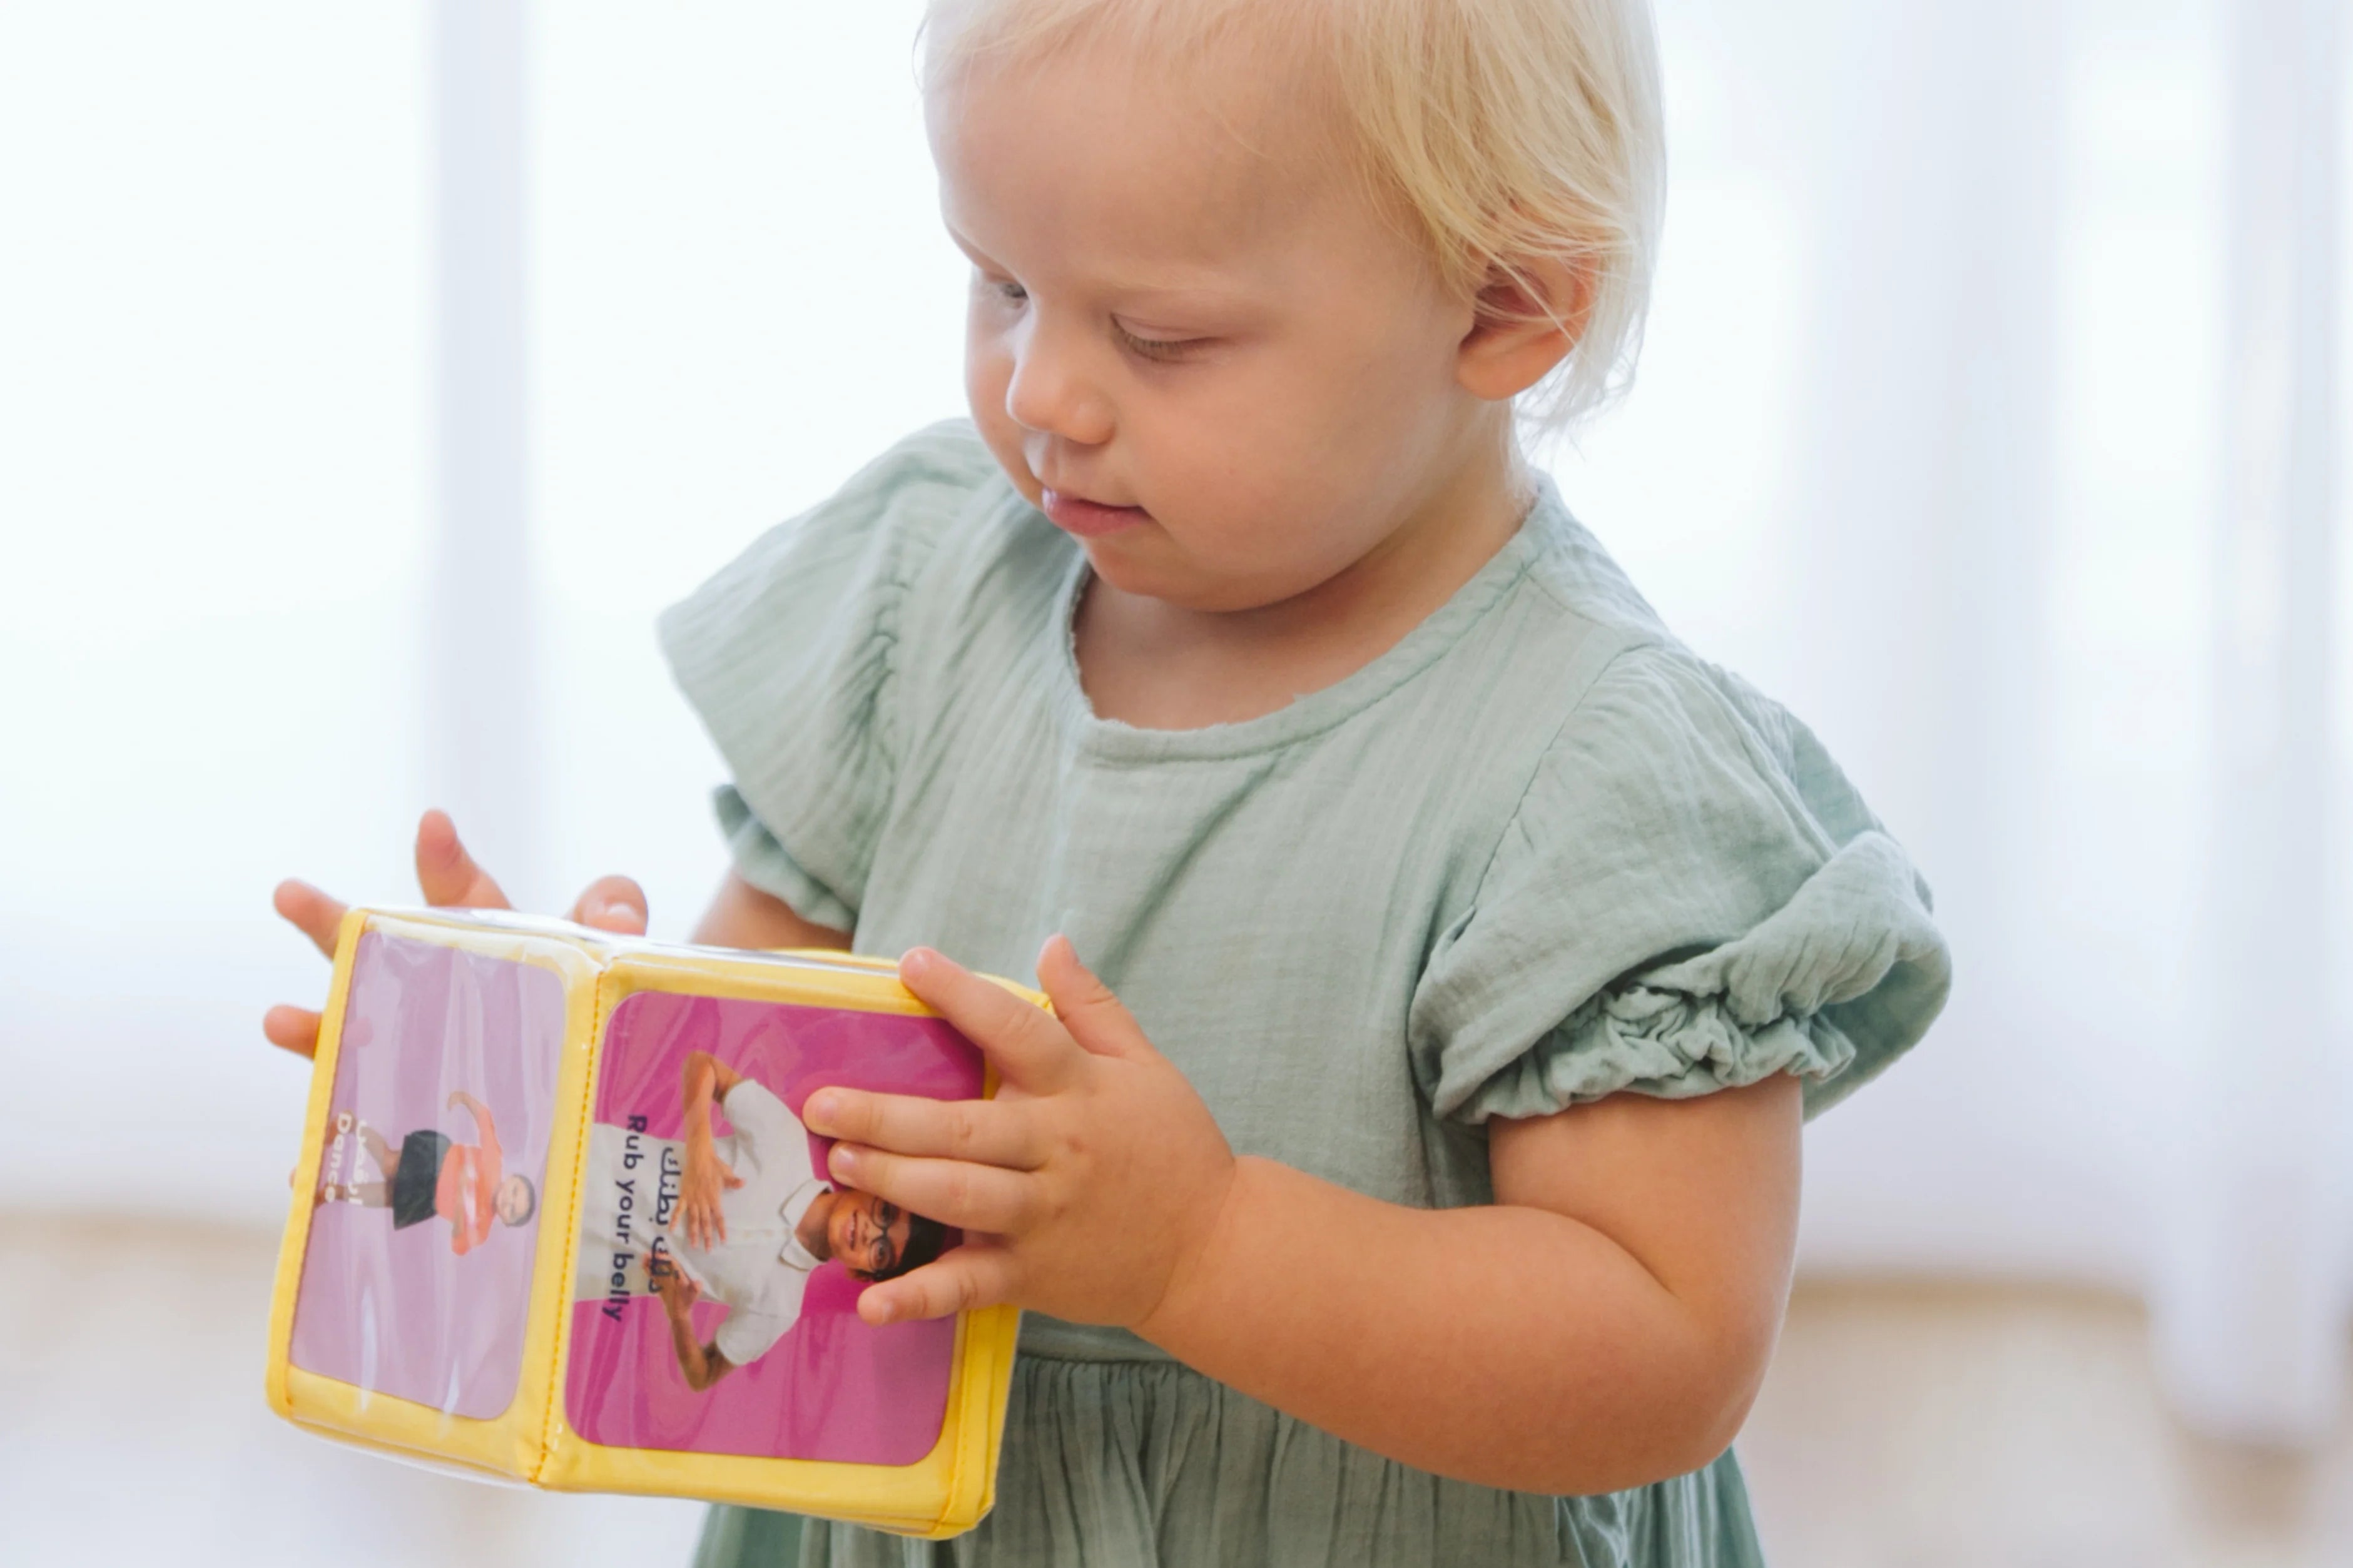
[1409,643,1951,1124]
[658,420,1003,932]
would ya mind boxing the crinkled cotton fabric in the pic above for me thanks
[659,420,1951,1567]
[694,1362,1764,1568]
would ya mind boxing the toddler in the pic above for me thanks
[269,1,1949,1562]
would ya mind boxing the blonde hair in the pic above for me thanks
[919,0,1664,436]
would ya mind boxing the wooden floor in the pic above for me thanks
[1741,1281,2353,1568]
[3,1215,2347,1566]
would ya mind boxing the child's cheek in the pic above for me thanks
[964,326,1015,429]
[969,397,1040,503]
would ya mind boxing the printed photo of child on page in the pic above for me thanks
[559,986,984,1465]
[320,1091,537,1256]
[574,1049,948,1392]
[288,932,565,1424]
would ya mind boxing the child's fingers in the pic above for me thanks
[567,874,648,934]
[899,948,1079,1093]
[263,1004,322,1058]
[414,809,511,909]
[273,879,348,958]
[804,1088,1049,1171]
[1035,936,1156,1063]
[826,1143,1039,1235]
[858,1242,1021,1325]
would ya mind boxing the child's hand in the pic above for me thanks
[679,1145,744,1250]
[263,809,649,1058]
[803,937,1238,1331]
[654,1260,703,1318]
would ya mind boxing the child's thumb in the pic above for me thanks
[1036,936,1154,1062]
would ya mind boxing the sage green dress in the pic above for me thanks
[658,420,1951,1568]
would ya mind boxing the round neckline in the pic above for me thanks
[1045,478,1560,764]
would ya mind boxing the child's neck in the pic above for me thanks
[1074,442,1535,732]
[796,1190,835,1260]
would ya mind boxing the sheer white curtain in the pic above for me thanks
[2155,0,2348,1444]
[3,0,2345,1444]
[0,3,432,1211]
[1578,0,2347,1443]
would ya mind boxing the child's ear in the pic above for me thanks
[1455,253,1593,403]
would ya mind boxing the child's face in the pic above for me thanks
[930,38,1499,614]
[829,1188,914,1278]
[495,1175,534,1227]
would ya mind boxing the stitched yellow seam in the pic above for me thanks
[532,943,614,1484]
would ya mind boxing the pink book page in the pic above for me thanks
[563,989,985,1465]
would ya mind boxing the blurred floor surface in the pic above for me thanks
[1741,1280,2353,1568]
[1,1215,2347,1567]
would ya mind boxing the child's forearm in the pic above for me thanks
[466,1099,498,1154]
[664,1305,721,1390]
[680,1054,721,1149]
[1136,1082,1801,1495]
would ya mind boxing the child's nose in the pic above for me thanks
[1005,318,1114,446]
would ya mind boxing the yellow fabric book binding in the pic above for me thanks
[265,906,1025,1539]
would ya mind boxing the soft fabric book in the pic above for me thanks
[265,906,1024,1539]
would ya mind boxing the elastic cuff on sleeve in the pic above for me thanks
[1460,989,1857,1123]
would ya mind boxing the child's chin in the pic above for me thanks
[1084,542,1243,610]
[1138,575,1307,624]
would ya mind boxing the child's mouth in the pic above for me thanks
[1041,488,1151,539]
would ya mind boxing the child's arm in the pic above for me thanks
[689,869,853,951]
[447,1090,497,1152]
[806,941,1799,1498]
[678,1050,748,1250]
[654,1264,734,1391]
[1136,1081,1795,1495]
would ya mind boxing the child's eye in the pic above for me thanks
[988,277,1028,307]
[1114,321,1206,363]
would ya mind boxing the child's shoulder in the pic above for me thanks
[1417,491,1949,1125]
[1467,487,1835,819]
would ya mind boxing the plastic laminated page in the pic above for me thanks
[266,906,1028,1540]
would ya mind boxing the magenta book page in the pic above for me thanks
[564,990,983,1464]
